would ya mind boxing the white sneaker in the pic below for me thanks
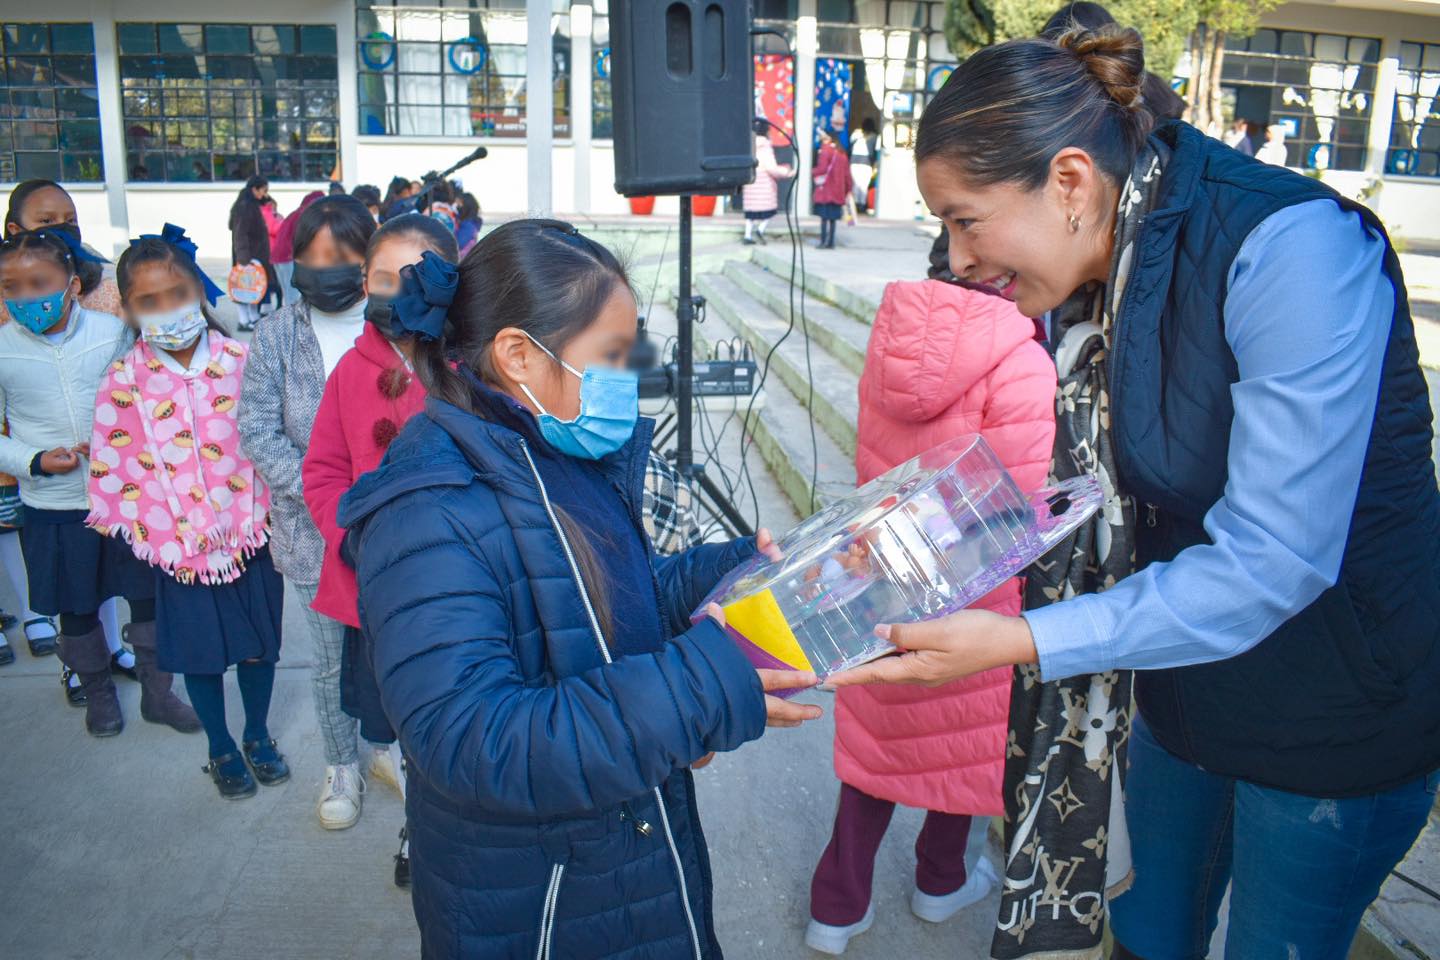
[368,743,405,797]
[804,904,874,955]
[317,763,365,830]
[910,856,999,923]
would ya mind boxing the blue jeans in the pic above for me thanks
[1110,714,1438,960]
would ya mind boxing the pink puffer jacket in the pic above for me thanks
[836,279,1057,815]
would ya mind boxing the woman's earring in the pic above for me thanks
[1068,212,1081,233]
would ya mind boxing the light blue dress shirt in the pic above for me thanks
[1025,200,1397,681]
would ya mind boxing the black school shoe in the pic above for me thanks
[0,610,17,630]
[23,618,57,657]
[110,648,138,681]
[394,825,411,888]
[0,641,13,666]
[62,667,87,706]
[203,752,258,800]
[242,739,291,786]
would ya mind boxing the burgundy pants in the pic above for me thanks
[809,782,973,925]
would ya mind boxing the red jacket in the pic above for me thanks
[836,279,1057,815]
[811,143,854,206]
[272,190,325,265]
[302,322,427,627]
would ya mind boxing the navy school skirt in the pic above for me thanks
[155,545,284,675]
[815,202,844,221]
[341,625,395,745]
[18,509,156,617]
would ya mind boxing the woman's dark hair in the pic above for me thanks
[293,195,378,261]
[115,238,229,334]
[4,179,104,297]
[352,184,382,209]
[416,218,633,637]
[0,229,77,282]
[364,213,460,269]
[917,26,1149,189]
[1041,4,1187,121]
[861,117,877,134]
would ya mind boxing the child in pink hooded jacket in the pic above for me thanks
[805,278,1056,955]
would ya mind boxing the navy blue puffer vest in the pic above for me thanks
[1111,121,1440,797]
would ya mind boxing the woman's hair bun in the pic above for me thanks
[1058,26,1146,112]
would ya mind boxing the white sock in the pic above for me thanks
[744,221,754,240]
[757,221,768,236]
[100,596,126,656]
[0,530,41,622]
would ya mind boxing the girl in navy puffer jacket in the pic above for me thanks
[337,218,821,960]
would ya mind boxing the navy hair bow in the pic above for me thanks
[36,227,108,266]
[133,223,226,306]
[391,250,458,342]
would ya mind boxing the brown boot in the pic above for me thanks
[123,622,201,734]
[58,624,123,737]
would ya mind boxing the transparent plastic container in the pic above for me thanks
[694,435,1103,684]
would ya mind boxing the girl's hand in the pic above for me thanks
[826,609,1039,688]
[40,447,81,474]
[755,528,783,563]
[759,669,822,727]
[704,603,821,728]
[71,442,90,458]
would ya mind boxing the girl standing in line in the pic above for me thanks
[239,195,388,829]
[88,225,285,798]
[228,175,272,333]
[0,230,196,737]
[812,129,854,250]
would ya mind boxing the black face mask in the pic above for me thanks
[364,294,399,339]
[293,262,365,313]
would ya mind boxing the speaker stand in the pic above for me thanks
[673,195,755,539]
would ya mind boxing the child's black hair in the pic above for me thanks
[414,218,633,637]
[293,195,377,261]
[365,213,460,270]
[352,184,382,209]
[456,192,481,224]
[115,238,230,334]
[4,179,104,297]
[0,229,80,285]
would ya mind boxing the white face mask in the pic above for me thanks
[137,301,207,352]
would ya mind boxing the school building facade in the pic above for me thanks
[3,0,1440,259]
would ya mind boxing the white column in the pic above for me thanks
[91,0,129,254]
[1365,35,1402,179]
[527,2,554,216]
[571,2,593,215]
[796,1,818,216]
[335,0,361,187]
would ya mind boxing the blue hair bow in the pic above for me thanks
[133,223,226,306]
[391,250,458,342]
[37,227,108,266]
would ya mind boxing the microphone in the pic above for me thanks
[467,146,489,162]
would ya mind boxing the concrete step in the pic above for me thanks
[720,259,872,377]
[645,299,856,517]
[694,271,860,461]
[750,245,880,325]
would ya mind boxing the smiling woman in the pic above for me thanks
[834,24,1440,960]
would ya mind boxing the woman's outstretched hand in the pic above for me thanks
[825,609,1039,688]
[704,602,821,728]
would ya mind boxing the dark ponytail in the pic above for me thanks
[416,218,633,638]
[916,25,1150,189]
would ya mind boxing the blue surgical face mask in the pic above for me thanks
[5,285,72,336]
[517,331,639,461]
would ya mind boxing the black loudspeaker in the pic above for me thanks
[610,0,756,197]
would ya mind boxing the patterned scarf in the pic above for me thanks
[86,331,271,585]
[990,143,1166,960]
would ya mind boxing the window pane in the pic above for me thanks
[157,24,203,55]
[62,151,104,181]
[1279,32,1310,57]
[4,24,49,53]
[301,26,336,55]
[0,122,10,153]
[51,24,93,54]
[7,57,53,85]
[59,118,100,150]
[11,88,56,117]
[1249,30,1278,55]
[56,87,100,118]
[206,25,250,54]
[117,24,155,54]
[15,151,62,179]
[13,120,57,150]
